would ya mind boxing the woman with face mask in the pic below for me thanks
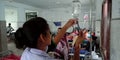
[14,17,84,60]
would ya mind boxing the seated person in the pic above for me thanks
[54,27,69,60]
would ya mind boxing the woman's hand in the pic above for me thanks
[73,30,86,60]
[54,18,78,44]
[75,30,86,46]
[63,18,78,29]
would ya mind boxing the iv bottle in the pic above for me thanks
[72,0,81,18]
[72,0,81,32]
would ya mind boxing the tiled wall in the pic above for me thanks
[110,20,120,60]
[0,21,8,52]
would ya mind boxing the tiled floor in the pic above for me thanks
[7,42,23,56]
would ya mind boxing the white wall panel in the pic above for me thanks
[110,20,120,60]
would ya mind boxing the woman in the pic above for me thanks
[14,17,84,60]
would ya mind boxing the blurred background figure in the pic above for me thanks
[7,23,14,36]
[6,23,15,42]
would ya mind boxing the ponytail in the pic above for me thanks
[14,17,49,49]
[14,28,27,49]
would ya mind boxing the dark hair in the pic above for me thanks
[58,27,62,29]
[9,23,11,26]
[14,17,49,49]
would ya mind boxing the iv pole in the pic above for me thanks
[101,0,112,60]
[89,0,93,59]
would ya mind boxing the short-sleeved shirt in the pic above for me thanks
[21,47,56,60]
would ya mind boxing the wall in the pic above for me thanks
[0,2,5,20]
[95,0,103,20]
[2,1,45,30]
[40,6,93,32]
[1,1,95,32]
[95,0,120,60]
[110,0,120,60]
[110,20,120,60]
[112,0,120,18]
[0,2,8,52]
[0,21,8,52]
[95,0,120,36]
[96,0,120,20]
[40,7,72,32]
[5,7,18,31]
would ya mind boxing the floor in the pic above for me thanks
[7,42,23,56]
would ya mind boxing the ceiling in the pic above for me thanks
[4,0,95,9]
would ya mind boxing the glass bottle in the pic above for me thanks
[72,0,81,32]
[72,0,81,18]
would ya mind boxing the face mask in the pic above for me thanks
[86,33,91,38]
[87,33,91,38]
[45,46,48,52]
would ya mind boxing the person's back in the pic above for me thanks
[14,17,53,60]
[14,17,83,60]
[7,23,14,36]
[54,28,68,60]
[21,48,54,60]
